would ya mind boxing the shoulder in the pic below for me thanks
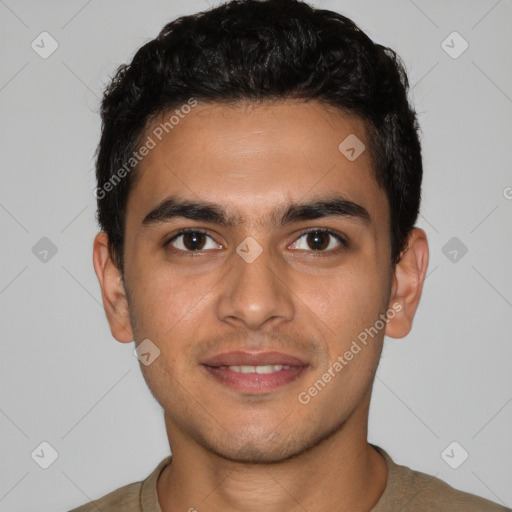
[68,481,143,512]
[373,446,511,512]
[400,465,509,511]
[67,456,172,512]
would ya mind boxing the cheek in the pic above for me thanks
[128,257,214,337]
[304,263,388,338]
[127,277,176,341]
[298,268,387,403]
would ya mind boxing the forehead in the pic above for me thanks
[126,100,388,231]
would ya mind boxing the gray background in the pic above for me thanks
[1,0,511,510]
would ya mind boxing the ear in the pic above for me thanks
[385,228,429,339]
[92,232,134,343]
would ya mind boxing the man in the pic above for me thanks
[71,0,509,510]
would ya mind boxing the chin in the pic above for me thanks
[191,418,341,465]
[205,438,307,465]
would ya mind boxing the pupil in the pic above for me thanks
[184,232,204,250]
[308,232,328,250]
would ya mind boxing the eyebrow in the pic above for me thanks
[141,194,371,229]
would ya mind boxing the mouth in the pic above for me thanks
[201,351,310,394]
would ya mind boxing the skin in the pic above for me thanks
[93,100,429,512]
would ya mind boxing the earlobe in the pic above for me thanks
[385,228,429,339]
[92,232,134,343]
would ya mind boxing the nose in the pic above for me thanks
[216,241,295,331]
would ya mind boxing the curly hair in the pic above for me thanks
[95,0,423,273]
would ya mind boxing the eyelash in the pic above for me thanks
[163,228,348,257]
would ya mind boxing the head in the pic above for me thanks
[93,0,428,463]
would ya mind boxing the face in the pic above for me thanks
[95,100,425,463]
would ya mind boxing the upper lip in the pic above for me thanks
[201,351,308,367]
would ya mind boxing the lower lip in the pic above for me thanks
[202,365,309,393]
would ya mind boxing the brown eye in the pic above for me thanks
[306,231,330,250]
[182,232,206,250]
[166,230,222,252]
[290,229,346,252]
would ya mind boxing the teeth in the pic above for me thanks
[227,365,292,373]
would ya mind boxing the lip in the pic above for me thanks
[201,351,308,367]
[201,351,309,394]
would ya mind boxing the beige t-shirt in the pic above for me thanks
[68,446,510,511]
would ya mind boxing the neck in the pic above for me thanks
[157,407,387,512]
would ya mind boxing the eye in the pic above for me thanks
[165,229,223,253]
[289,229,347,252]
